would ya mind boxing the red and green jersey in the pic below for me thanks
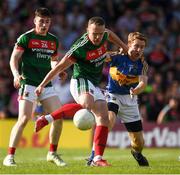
[66,32,108,86]
[16,29,59,87]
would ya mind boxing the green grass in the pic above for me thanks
[0,148,180,174]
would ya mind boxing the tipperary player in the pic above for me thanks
[87,32,149,166]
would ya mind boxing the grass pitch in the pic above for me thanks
[0,148,180,174]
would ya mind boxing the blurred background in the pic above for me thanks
[0,0,180,125]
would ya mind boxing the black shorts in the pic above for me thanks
[124,120,143,132]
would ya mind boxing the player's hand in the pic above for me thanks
[130,87,135,99]
[118,47,127,55]
[35,86,44,96]
[59,71,68,82]
[13,75,24,89]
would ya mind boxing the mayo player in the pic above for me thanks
[3,8,66,167]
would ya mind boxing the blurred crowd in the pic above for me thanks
[0,0,180,123]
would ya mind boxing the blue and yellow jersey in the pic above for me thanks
[107,54,148,94]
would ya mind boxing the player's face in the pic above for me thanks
[34,16,51,35]
[128,39,145,61]
[87,23,105,46]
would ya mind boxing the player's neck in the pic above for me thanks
[34,28,47,36]
[128,54,139,62]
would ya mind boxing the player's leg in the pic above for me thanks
[77,93,110,167]
[120,96,149,166]
[120,94,149,166]
[90,100,111,166]
[126,122,144,153]
[108,93,149,166]
[86,101,118,166]
[108,106,118,131]
[70,78,110,166]
[35,103,82,132]
[106,92,120,131]
[3,99,34,166]
[125,122,149,166]
[40,88,66,166]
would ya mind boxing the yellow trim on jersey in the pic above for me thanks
[141,59,148,76]
[110,67,139,86]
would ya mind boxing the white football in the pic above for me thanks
[73,109,95,130]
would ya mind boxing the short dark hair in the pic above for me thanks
[88,17,105,26]
[35,7,51,18]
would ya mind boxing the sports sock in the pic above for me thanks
[94,125,108,156]
[89,150,95,160]
[46,103,83,123]
[45,114,54,123]
[49,144,58,152]
[8,147,16,155]
[89,139,95,160]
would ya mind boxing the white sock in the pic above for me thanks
[49,151,55,154]
[45,114,54,123]
[7,154,14,158]
[93,155,102,162]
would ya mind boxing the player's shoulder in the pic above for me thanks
[76,33,88,44]
[139,57,149,74]
[108,51,126,57]
[104,29,109,37]
[71,33,89,49]
[17,29,33,42]
[111,52,127,61]
[20,29,33,37]
[142,60,148,72]
[47,32,58,41]
[65,34,88,57]
[140,57,148,67]
[105,51,126,63]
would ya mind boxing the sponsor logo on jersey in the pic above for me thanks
[28,39,56,50]
[86,43,107,60]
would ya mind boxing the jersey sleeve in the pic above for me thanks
[109,55,120,66]
[16,34,28,50]
[65,43,82,62]
[106,51,124,63]
[141,59,148,76]
[104,31,109,40]
[51,37,59,60]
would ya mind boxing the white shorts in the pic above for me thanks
[19,84,58,103]
[70,78,105,103]
[106,92,141,123]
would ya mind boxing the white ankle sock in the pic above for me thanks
[45,114,54,123]
[93,155,102,162]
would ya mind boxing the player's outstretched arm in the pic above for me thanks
[106,29,128,52]
[35,56,74,96]
[130,75,148,96]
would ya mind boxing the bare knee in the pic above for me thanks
[95,113,109,126]
[78,94,94,110]
[80,102,93,111]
